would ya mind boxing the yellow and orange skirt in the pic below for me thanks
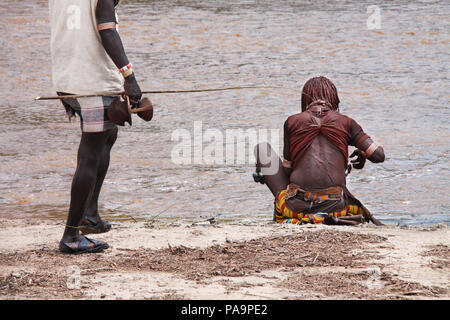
[275,188,365,225]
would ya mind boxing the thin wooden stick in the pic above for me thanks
[34,86,295,101]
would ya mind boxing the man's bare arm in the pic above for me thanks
[96,0,141,104]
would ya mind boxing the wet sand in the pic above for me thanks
[0,219,448,300]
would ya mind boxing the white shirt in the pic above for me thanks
[49,0,123,94]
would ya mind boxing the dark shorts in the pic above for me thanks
[58,92,118,133]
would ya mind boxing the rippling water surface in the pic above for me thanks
[0,0,448,225]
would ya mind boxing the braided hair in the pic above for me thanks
[301,76,340,112]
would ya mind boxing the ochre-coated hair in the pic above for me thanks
[301,76,340,112]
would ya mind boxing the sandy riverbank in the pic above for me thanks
[0,218,448,300]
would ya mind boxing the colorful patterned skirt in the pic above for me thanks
[275,188,365,225]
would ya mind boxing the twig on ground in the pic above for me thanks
[312,254,319,264]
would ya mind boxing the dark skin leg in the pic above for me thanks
[60,130,114,247]
[79,0,139,225]
[82,127,118,224]
[254,142,289,197]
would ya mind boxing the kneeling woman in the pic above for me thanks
[254,76,385,226]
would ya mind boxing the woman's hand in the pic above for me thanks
[350,149,366,169]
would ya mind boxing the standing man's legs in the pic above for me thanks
[81,127,118,232]
[60,129,114,252]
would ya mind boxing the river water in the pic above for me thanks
[0,0,448,225]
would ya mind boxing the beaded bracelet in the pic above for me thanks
[119,63,134,78]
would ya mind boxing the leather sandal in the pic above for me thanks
[59,236,109,254]
[80,216,112,235]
